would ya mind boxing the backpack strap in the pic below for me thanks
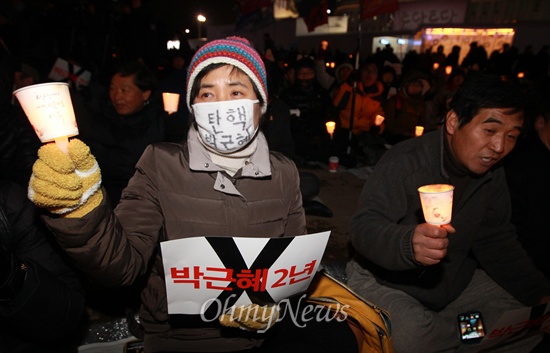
[306,270,394,353]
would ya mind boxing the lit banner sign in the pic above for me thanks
[296,16,348,36]
[392,0,468,31]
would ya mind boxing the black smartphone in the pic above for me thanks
[458,311,486,344]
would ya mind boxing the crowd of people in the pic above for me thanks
[1,1,550,353]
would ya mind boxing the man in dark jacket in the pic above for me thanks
[504,80,550,282]
[0,180,85,352]
[346,74,550,353]
[75,60,188,207]
[279,57,337,165]
[504,80,550,353]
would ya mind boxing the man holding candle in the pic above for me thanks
[346,74,550,353]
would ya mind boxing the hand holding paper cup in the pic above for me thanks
[13,82,78,154]
[163,92,180,114]
[418,184,454,225]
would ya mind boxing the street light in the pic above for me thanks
[197,15,206,39]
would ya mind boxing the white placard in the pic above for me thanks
[161,231,330,316]
[48,57,92,89]
[476,303,550,349]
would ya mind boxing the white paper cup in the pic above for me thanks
[375,114,385,126]
[418,184,454,225]
[415,126,424,137]
[163,92,180,114]
[13,82,78,143]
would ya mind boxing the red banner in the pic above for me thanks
[237,0,272,15]
[302,0,328,32]
[361,0,399,21]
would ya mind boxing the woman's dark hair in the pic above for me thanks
[112,61,157,92]
[448,74,528,127]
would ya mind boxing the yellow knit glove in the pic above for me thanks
[28,139,103,218]
[219,304,279,333]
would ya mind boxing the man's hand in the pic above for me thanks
[412,223,455,266]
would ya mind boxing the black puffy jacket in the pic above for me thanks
[0,180,85,353]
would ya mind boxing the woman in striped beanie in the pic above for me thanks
[26,35,359,352]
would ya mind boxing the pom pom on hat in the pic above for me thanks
[186,36,268,113]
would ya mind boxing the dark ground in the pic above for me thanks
[302,165,366,265]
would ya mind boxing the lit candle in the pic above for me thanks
[418,184,454,225]
[445,66,453,75]
[415,126,424,137]
[13,82,78,154]
[433,62,440,70]
[375,115,385,126]
[326,121,336,139]
[163,92,180,114]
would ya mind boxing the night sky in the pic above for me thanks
[151,0,238,35]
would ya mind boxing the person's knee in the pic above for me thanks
[389,302,453,353]
[299,172,319,200]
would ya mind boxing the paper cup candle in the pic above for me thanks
[13,82,78,154]
[163,92,180,114]
[418,184,455,225]
[325,121,336,139]
[415,126,424,137]
[375,115,385,126]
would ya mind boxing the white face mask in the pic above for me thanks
[192,99,259,153]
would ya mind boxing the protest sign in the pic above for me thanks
[48,57,92,90]
[161,232,330,317]
[476,303,549,349]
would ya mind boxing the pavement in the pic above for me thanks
[302,164,371,265]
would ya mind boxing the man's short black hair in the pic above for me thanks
[112,60,157,93]
[448,74,528,127]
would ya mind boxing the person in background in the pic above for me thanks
[425,68,466,133]
[314,40,353,98]
[157,49,191,138]
[27,36,356,353]
[279,57,337,165]
[0,36,41,187]
[504,80,550,281]
[75,60,187,207]
[504,80,550,353]
[0,180,85,353]
[382,70,431,145]
[263,97,333,217]
[346,74,550,353]
[378,64,398,106]
[332,58,387,165]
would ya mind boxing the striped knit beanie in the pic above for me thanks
[186,36,268,114]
